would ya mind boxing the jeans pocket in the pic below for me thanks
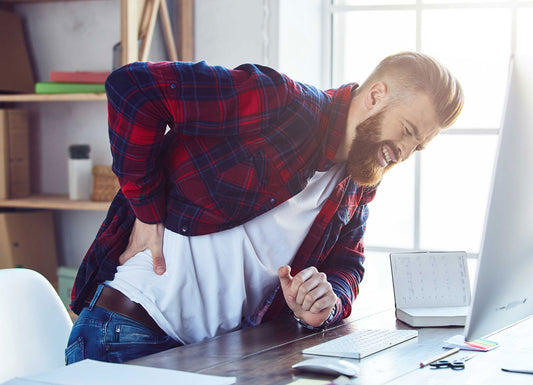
[106,321,181,363]
[65,336,85,365]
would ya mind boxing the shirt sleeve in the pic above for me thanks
[322,186,377,323]
[105,61,296,223]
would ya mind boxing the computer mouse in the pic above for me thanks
[292,357,360,377]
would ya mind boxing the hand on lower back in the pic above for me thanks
[118,218,166,275]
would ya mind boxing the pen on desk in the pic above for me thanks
[419,347,460,368]
[501,368,533,374]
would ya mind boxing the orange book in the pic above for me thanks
[49,71,110,84]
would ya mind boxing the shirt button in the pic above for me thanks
[181,225,188,233]
[170,83,176,89]
[270,198,276,205]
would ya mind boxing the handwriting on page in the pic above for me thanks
[391,253,470,308]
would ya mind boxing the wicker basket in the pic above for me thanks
[91,165,120,201]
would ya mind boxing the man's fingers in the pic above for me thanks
[294,268,323,305]
[301,282,334,312]
[118,248,136,265]
[152,251,166,275]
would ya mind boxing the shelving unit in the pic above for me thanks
[0,0,120,212]
[0,0,193,212]
[0,90,107,211]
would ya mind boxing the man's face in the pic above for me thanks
[347,92,440,186]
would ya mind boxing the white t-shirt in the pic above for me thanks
[106,164,345,344]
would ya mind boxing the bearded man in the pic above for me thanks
[65,52,464,364]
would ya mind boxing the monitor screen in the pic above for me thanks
[465,54,533,341]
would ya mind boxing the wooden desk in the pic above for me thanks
[126,307,531,384]
[128,310,533,384]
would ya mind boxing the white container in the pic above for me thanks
[68,145,92,200]
[68,158,92,200]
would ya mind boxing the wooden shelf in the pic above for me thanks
[0,194,110,211]
[0,93,107,102]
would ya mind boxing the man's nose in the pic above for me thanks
[398,139,419,161]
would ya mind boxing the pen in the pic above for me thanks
[501,368,533,374]
[419,347,460,368]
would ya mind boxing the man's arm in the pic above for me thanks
[105,61,296,271]
[322,199,372,322]
[276,183,376,327]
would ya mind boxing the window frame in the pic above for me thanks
[326,0,532,255]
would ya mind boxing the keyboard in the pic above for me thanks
[302,329,418,359]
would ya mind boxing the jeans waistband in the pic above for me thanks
[90,284,166,335]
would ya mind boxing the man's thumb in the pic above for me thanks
[277,265,292,287]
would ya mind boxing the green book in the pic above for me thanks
[35,82,106,94]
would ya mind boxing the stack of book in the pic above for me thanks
[35,71,110,94]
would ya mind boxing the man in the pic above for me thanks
[66,52,463,364]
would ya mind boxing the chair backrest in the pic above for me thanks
[0,268,73,383]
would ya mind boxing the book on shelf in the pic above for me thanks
[0,10,35,94]
[0,109,30,199]
[35,82,106,94]
[50,71,110,84]
[390,251,471,327]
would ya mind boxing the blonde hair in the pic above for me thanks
[363,52,464,128]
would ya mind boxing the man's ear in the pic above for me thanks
[364,81,388,111]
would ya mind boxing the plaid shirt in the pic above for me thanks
[70,61,377,327]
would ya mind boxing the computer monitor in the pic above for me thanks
[464,54,533,341]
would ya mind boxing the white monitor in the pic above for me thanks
[465,54,533,341]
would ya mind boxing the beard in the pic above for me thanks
[346,109,396,186]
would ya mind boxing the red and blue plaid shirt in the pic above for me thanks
[71,61,377,326]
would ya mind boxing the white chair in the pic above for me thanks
[0,268,73,383]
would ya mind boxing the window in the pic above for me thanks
[330,0,533,255]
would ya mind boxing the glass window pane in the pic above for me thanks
[517,8,533,55]
[364,157,415,249]
[332,10,416,87]
[419,134,498,253]
[421,9,511,129]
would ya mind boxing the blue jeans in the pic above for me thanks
[65,285,182,364]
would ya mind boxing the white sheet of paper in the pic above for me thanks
[3,359,235,385]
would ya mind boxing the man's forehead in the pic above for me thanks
[403,94,439,129]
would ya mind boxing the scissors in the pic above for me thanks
[430,355,474,370]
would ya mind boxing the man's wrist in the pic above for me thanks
[293,305,336,331]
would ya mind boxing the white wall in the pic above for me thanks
[194,0,278,68]
[12,0,324,267]
[194,0,325,87]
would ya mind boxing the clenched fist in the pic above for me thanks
[278,265,337,327]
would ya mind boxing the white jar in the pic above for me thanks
[68,145,92,200]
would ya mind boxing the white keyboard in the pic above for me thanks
[303,329,418,359]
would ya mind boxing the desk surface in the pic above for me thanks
[128,309,533,384]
